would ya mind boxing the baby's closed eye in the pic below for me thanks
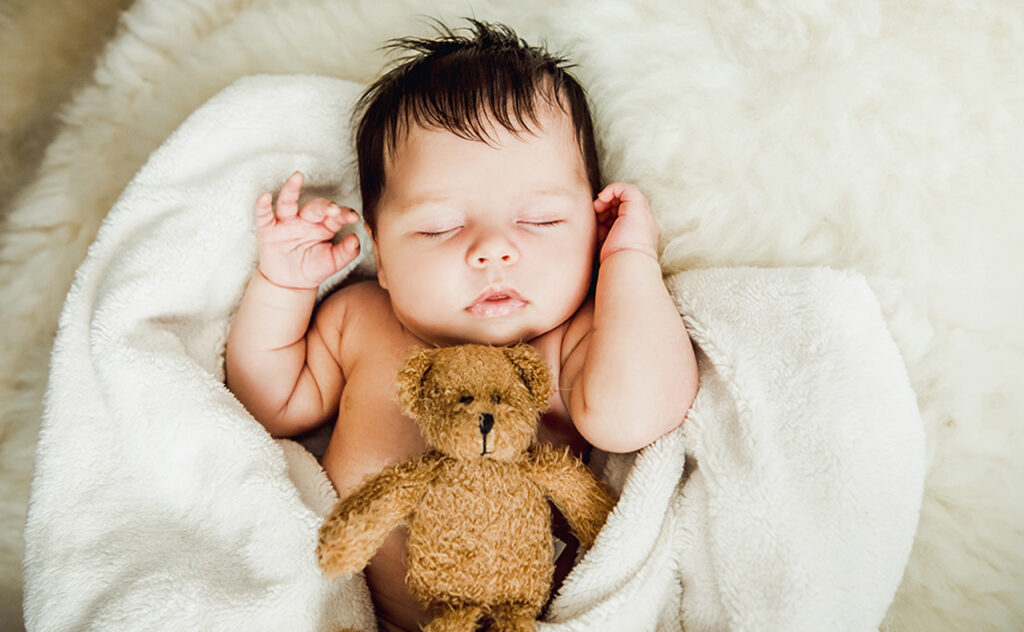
[517,217,564,228]
[418,227,461,239]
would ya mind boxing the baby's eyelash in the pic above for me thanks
[417,220,561,238]
[418,228,458,239]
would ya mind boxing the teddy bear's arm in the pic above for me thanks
[525,444,616,549]
[317,453,443,577]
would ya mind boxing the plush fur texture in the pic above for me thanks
[0,0,132,217]
[2,1,1023,630]
[317,344,615,631]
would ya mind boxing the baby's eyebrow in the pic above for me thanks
[399,187,577,213]
[524,187,578,202]
[398,194,455,213]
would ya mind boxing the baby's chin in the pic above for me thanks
[402,314,553,348]
[392,296,583,347]
[420,325,544,348]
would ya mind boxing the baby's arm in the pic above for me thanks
[225,171,361,436]
[561,182,698,453]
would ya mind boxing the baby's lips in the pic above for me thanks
[469,285,525,307]
[466,285,528,318]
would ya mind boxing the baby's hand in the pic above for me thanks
[593,182,660,264]
[254,171,362,289]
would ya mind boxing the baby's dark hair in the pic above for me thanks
[354,19,602,233]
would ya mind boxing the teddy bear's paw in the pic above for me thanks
[422,604,484,632]
[316,545,364,578]
[487,602,540,632]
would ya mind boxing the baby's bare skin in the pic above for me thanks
[319,280,585,631]
[226,106,697,632]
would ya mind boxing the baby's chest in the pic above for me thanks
[337,332,425,440]
[336,297,420,422]
[334,299,585,457]
[325,348,427,494]
[338,358,411,426]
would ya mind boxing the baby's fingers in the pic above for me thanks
[299,199,360,232]
[593,196,617,215]
[330,234,361,268]
[596,182,648,213]
[253,192,274,229]
[597,181,641,202]
[297,197,336,224]
[275,171,304,219]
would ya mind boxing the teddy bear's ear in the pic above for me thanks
[397,347,438,418]
[502,344,554,411]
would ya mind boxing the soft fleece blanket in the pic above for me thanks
[23,75,925,631]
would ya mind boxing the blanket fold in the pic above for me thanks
[23,75,924,632]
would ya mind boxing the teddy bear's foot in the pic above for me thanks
[422,603,484,632]
[489,602,540,632]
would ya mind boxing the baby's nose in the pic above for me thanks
[468,233,519,267]
[473,252,514,265]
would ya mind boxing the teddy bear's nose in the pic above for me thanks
[479,412,494,436]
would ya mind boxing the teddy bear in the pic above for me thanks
[316,343,616,632]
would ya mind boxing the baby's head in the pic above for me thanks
[354,19,603,346]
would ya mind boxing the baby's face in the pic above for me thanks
[370,105,597,346]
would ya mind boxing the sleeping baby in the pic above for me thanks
[224,19,697,632]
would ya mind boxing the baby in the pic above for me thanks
[225,19,697,632]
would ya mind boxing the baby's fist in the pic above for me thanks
[593,182,660,264]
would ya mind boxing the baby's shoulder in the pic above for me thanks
[314,279,393,334]
[318,279,389,311]
[314,279,403,369]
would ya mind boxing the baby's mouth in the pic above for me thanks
[466,286,527,318]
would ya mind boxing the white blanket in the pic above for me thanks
[23,75,925,631]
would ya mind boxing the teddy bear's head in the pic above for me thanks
[396,344,553,462]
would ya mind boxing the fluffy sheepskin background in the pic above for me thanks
[1,0,1022,630]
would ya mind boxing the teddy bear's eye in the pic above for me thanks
[490,394,501,404]
[459,395,474,404]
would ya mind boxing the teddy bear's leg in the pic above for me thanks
[422,603,484,632]
[489,602,540,632]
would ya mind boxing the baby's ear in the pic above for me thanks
[397,347,437,418]
[367,226,388,290]
[502,344,554,411]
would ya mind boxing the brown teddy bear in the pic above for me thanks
[317,343,616,631]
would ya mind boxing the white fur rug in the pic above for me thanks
[2,1,1022,630]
